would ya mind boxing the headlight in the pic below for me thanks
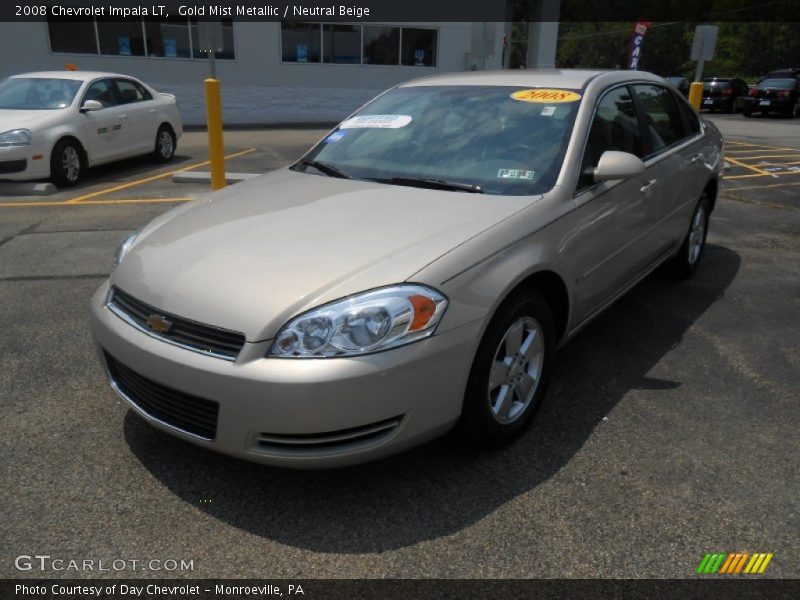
[269,284,448,358]
[0,129,32,147]
[111,230,139,271]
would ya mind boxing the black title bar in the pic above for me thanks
[4,0,800,22]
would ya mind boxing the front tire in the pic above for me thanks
[152,125,176,163]
[457,290,555,448]
[50,139,83,187]
[667,194,710,279]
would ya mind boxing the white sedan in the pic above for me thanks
[0,71,182,186]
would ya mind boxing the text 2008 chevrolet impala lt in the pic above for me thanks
[90,70,723,468]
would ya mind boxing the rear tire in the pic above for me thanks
[50,139,84,187]
[667,194,711,279]
[152,124,176,163]
[457,290,555,448]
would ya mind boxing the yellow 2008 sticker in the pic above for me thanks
[511,89,582,103]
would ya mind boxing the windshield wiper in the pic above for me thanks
[297,158,351,179]
[374,177,483,194]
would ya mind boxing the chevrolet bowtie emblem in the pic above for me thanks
[146,313,173,334]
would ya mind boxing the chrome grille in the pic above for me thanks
[104,351,219,440]
[107,287,246,361]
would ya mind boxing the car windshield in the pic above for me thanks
[757,78,796,90]
[0,77,82,110]
[295,85,582,196]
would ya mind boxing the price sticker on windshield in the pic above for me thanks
[340,115,413,129]
[511,89,581,103]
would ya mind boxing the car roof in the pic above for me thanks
[400,69,663,89]
[703,77,734,81]
[8,71,135,82]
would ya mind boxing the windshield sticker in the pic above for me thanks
[511,89,582,103]
[340,114,413,129]
[540,106,557,116]
[497,168,535,180]
[324,131,347,143]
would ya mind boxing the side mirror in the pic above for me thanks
[80,100,103,113]
[591,150,646,182]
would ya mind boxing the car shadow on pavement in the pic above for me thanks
[124,244,740,553]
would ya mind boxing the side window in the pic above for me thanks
[115,79,147,104]
[83,79,119,108]
[578,86,643,190]
[633,84,687,154]
[678,97,701,135]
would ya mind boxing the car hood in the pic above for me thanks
[113,169,534,341]
[0,108,70,132]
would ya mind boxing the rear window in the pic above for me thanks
[703,81,731,91]
[758,78,796,90]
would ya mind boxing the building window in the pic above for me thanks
[281,22,321,63]
[323,24,361,64]
[96,19,146,56]
[47,18,98,54]
[401,28,437,67]
[363,26,400,65]
[144,18,192,58]
[47,18,235,60]
[190,18,235,59]
[281,23,438,67]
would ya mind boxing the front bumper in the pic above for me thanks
[0,143,50,181]
[90,281,482,468]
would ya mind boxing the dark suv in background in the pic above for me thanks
[701,77,748,113]
[744,76,800,118]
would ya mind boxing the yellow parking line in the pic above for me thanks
[65,148,256,204]
[0,197,192,208]
[731,180,800,191]
[724,156,775,177]
[725,173,769,180]
[733,154,800,160]
[725,140,797,150]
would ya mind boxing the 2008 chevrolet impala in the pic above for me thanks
[90,70,723,468]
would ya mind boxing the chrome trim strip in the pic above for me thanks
[106,296,238,362]
[255,418,401,446]
[100,351,215,442]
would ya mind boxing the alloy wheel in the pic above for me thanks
[488,317,545,425]
[61,146,80,183]
[158,130,174,159]
[688,204,707,265]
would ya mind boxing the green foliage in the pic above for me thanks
[556,21,800,80]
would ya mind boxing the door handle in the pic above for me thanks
[689,153,703,164]
[640,179,657,193]
[120,114,128,119]
[149,108,156,113]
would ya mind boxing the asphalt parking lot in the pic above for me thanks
[1,115,798,579]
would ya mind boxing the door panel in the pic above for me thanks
[114,79,158,154]
[80,79,132,162]
[570,85,663,323]
[633,84,704,254]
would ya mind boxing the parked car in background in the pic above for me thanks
[0,71,182,187]
[665,76,690,97]
[744,77,800,118]
[761,67,800,81]
[701,77,748,113]
[91,69,723,467]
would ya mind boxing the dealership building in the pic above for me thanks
[0,18,559,125]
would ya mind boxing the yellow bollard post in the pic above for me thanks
[688,82,704,112]
[204,78,225,190]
